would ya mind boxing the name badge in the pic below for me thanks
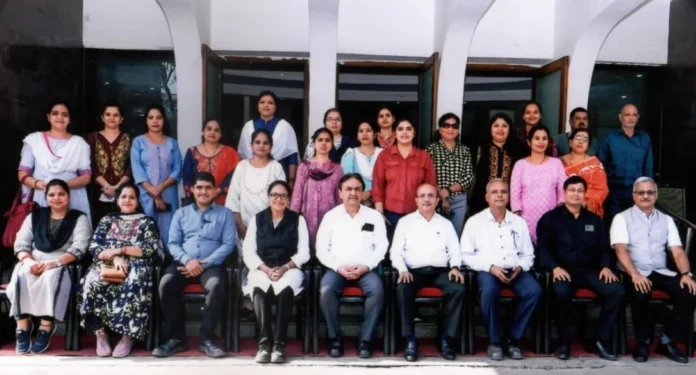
[585,225,595,232]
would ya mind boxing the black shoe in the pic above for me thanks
[271,341,286,364]
[358,340,373,359]
[487,344,504,361]
[507,344,524,360]
[657,342,688,364]
[439,339,456,360]
[594,341,618,361]
[15,322,33,355]
[404,338,418,362]
[632,343,649,363]
[555,344,570,360]
[29,323,56,354]
[255,340,272,363]
[328,338,343,358]
[198,339,226,358]
[153,338,189,358]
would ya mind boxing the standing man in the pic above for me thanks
[316,173,389,359]
[599,104,653,224]
[611,177,696,363]
[555,107,599,156]
[537,175,624,361]
[390,183,466,362]
[153,172,236,358]
[461,178,542,361]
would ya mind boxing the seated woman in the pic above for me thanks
[77,182,163,358]
[6,179,91,354]
[243,180,310,364]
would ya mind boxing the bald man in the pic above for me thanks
[598,104,653,225]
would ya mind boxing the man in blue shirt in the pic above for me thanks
[598,104,653,225]
[153,172,236,358]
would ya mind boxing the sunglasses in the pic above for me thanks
[440,122,459,130]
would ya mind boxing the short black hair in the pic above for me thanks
[258,90,279,105]
[563,175,587,190]
[339,173,365,190]
[569,107,588,119]
[267,180,291,196]
[193,172,216,187]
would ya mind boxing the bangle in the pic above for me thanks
[20,175,31,184]
[284,265,290,272]
[32,179,39,189]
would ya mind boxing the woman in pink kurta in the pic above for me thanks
[291,128,343,245]
[511,125,566,243]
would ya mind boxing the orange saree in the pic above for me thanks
[562,156,609,217]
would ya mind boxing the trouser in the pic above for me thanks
[253,287,294,344]
[384,211,406,244]
[319,269,384,342]
[604,185,633,228]
[396,267,467,339]
[477,271,542,345]
[447,194,468,239]
[623,271,696,345]
[159,263,227,341]
[551,269,625,344]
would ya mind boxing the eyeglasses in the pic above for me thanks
[269,193,289,200]
[417,193,437,199]
[572,137,589,143]
[440,122,459,130]
[326,117,342,123]
[634,190,656,196]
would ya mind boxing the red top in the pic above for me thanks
[372,145,436,214]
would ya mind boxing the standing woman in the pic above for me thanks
[130,104,182,248]
[560,128,609,217]
[87,102,131,225]
[510,125,566,243]
[17,100,92,224]
[290,128,343,245]
[340,121,383,207]
[225,129,286,249]
[376,106,396,149]
[304,108,359,163]
[373,119,436,240]
[469,113,524,215]
[426,113,474,237]
[183,118,240,205]
[237,91,299,188]
[518,101,557,157]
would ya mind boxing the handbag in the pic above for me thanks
[100,263,127,283]
[3,188,35,248]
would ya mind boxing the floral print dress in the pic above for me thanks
[77,213,163,341]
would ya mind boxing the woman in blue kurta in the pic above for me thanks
[130,104,182,248]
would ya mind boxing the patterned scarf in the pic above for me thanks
[305,160,338,181]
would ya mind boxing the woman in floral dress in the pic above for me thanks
[78,182,163,358]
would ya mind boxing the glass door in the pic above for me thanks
[533,56,569,136]
[202,44,226,121]
[418,53,439,148]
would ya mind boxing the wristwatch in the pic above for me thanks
[55,260,63,268]
[681,271,693,278]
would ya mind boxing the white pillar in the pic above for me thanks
[156,0,203,155]
[435,0,496,120]
[307,0,339,136]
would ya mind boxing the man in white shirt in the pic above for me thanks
[611,176,696,363]
[461,179,541,361]
[316,173,389,359]
[391,183,466,362]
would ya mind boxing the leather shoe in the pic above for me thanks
[507,344,524,360]
[328,338,343,358]
[632,343,649,363]
[358,340,373,359]
[152,338,188,358]
[657,342,688,364]
[487,344,504,361]
[404,338,419,362]
[555,344,570,360]
[439,339,456,360]
[594,341,618,361]
[198,339,226,358]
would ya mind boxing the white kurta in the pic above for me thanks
[242,215,310,296]
[224,160,286,250]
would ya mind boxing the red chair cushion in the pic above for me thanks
[500,289,515,298]
[650,290,671,300]
[183,284,205,294]
[416,287,444,298]
[574,289,598,298]
[341,286,365,297]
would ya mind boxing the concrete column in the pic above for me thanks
[307,0,339,135]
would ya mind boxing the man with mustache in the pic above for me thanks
[316,173,389,359]
[461,179,541,361]
[555,107,599,156]
[611,176,696,363]
[390,183,466,362]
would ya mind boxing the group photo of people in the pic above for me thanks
[2,92,695,367]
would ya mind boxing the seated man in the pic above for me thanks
[153,172,236,358]
[390,183,466,362]
[316,173,389,359]
[611,176,696,363]
[461,178,542,361]
[537,175,624,361]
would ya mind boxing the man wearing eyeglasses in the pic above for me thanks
[611,176,696,363]
[537,175,624,361]
[390,183,466,362]
[461,178,541,361]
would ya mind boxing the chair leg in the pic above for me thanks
[232,268,241,353]
[460,296,467,355]
[223,268,234,352]
[312,267,320,354]
[468,275,475,355]
[303,286,311,354]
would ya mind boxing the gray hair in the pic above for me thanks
[486,178,507,193]
[633,176,657,193]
